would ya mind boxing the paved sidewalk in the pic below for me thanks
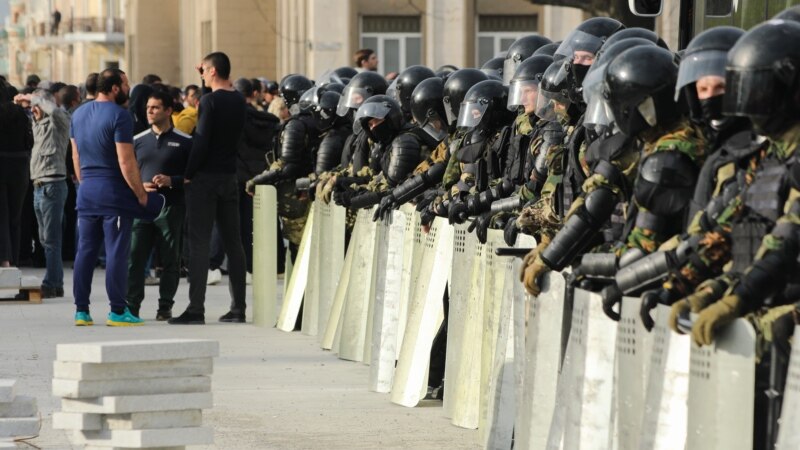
[0,268,479,449]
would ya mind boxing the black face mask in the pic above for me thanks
[365,119,395,143]
[571,63,591,87]
[699,94,724,123]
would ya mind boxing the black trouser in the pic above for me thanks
[0,166,29,264]
[429,285,449,389]
[185,173,247,315]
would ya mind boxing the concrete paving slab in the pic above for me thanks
[53,376,211,399]
[61,393,213,414]
[84,447,185,450]
[0,417,40,438]
[102,410,202,430]
[56,340,219,364]
[0,381,15,403]
[0,268,479,449]
[75,427,213,447]
[52,412,102,430]
[0,268,21,289]
[0,396,35,418]
[53,359,213,381]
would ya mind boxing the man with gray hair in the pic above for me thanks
[28,89,70,298]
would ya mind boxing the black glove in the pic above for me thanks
[373,195,395,222]
[448,201,469,225]
[420,207,437,227]
[639,288,671,332]
[333,190,355,207]
[601,283,623,321]
[468,212,492,244]
[415,191,438,212]
[503,216,519,246]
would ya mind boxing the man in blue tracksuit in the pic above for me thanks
[69,68,163,327]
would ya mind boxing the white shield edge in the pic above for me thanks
[331,216,364,353]
[776,324,800,449]
[369,210,407,392]
[610,296,654,450]
[450,232,487,429]
[320,227,355,351]
[316,202,346,343]
[252,185,278,327]
[687,316,756,450]
[362,207,381,365]
[276,206,315,332]
[397,205,421,359]
[638,304,689,450]
[338,209,379,362]
[443,223,475,418]
[390,217,451,407]
[516,270,566,450]
[301,201,322,336]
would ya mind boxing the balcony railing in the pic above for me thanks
[34,17,124,44]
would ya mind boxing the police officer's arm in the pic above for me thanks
[70,138,81,182]
[184,94,213,180]
[117,142,148,206]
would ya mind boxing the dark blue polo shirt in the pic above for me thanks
[134,127,192,206]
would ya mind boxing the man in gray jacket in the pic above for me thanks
[29,89,70,298]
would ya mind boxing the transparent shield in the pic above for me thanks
[722,68,775,120]
[675,50,728,100]
[555,30,605,60]
[337,86,371,117]
[507,79,540,112]
[457,101,490,129]
[421,114,449,141]
[536,89,571,122]
[354,101,392,122]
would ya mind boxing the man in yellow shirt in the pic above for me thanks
[174,85,200,134]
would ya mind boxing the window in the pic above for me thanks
[361,16,421,75]
[476,15,538,67]
[201,21,212,57]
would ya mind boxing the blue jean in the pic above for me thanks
[73,215,133,312]
[33,181,67,289]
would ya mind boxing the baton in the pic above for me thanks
[495,247,532,258]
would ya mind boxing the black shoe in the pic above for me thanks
[219,311,246,323]
[127,306,140,318]
[156,309,172,321]
[41,286,62,299]
[56,287,64,297]
[167,311,205,325]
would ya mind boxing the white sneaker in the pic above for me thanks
[207,268,222,285]
[246,272,253,285]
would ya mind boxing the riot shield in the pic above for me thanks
[686,317,755,450]
[391,217,453,407]
[776,325,800,449]
[276,206,315,332]
[320,230,355,351]
[301,200,321,336]
[252,185,278,327]
[315,201,346,341]
[369,210,408,392]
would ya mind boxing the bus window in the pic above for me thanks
[629,0,663,16]
[706,0,734,16]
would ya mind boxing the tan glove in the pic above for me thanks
[668,277,729,333]
[519,235,552,297]
[691,294,743,347]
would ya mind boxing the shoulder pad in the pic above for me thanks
[134,129,152,141]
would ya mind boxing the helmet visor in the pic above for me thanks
[298,86,319,111]
[722,68,775,120]
[337,86,371,116]
[536,88,571,121]
[584,90,613,129]
[443,95,459,126]
[507,79,540,111]
[354,101,392,122]
[555,30,604,60]
[503,57,523,85]
[675,50,728,100]
[420,113,449,141]
[457,100,490,129]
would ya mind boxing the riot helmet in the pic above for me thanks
[675,26,744,128]
[411,77,448,141]
[600,27,668,51]
[481,57,505,80]
[456,79,513,132]
[297,86,321,112]
[535,61,573,122]
[336,71,388,116]
[723,20,800,138]
[354,95,405,144]
[507,55,554,114]
[395,65,436,114]
[503,34,554,85]
[386,79,399,102]
[533,42,560,58]
[320,82,345,95]
[443,69,489,127]
[773,5,800,22]
[312,91,342,131]
[279,74,314,107]
[604,46,681,137]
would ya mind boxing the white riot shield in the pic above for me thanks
[369,210,408,392]
[611,296,654,450]
[391,217,453,407]
[252,185,278,327]
[443,223,476,418]
[301,200,321,336]
[484,238,519,450]
[362,207,381,365]
[398,207,425,354]
[638,304,690,450]
[515,270,566,450]
[338,209,379,362]
[450,232,487,429]
[320,230,355,351]
[776,325,800,449]
[276,206,315,332]
[686,317,755,450]
[331,215,363,354]
[315,202,346,341]
[548,288,617,450]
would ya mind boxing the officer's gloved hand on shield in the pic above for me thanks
[468,212,492,244]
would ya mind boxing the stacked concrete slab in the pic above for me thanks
[52,339,218,449]
[0,379,40,445]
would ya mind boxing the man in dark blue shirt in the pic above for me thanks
[169,51,248,325]
[126,91,191,321]
[70,68,163,327]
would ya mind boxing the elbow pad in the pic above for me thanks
[350,191,383,210]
